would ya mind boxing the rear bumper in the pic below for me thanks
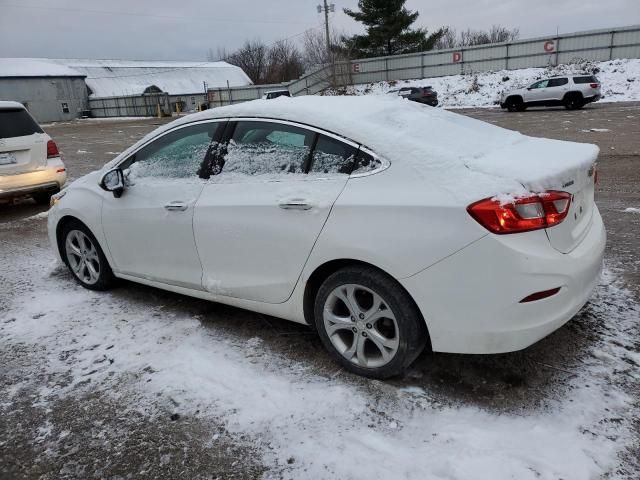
[0,158,66,199]
[585,94,601,104]
[400,208,606,354]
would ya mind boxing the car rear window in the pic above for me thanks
[0,108,43,139]
[573,76,598,84]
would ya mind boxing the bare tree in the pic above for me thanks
[264,39,305,84]
[435,25,519,49]
[225,39,267,83]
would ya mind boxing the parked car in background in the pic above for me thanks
[48,96,604,379]
[0,101,66,205]
[500,75,601,111]
[262,89,291,100]
[390,86,439,106]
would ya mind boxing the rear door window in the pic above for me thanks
[0,108,43,139]
[547,78,568,87]
[309,135,357,174]
[221,121,314,175]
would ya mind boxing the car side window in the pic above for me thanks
[220,121,314,176]
[530,80,549,89]
[548,78,568,87]
[125,122,220,179]
[309,135,357,175]
[352,150,383,175]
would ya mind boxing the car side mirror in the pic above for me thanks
[100,168,125,198]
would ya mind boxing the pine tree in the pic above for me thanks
[343,0,444,57]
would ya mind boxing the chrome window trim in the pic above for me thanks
[227,116,390,177]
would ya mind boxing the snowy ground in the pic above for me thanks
[2,104,639,479]
[343,58,640,108]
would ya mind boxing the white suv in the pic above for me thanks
[500,75,601,112]
[0,101,67,204]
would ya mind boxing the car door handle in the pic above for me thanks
[279,200,312,210]
[164,201,188,211]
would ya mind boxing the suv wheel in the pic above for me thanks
[61,221,116,290]
[505,97,525,112]
[32,190,57,205]
[314,266,428,379]
[564,94,584,110]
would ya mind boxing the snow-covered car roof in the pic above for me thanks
[106,95,598,203]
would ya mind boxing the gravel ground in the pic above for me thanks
[1,102,639,479]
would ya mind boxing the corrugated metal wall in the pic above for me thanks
[0,77,88,123]
[88,93,171,118]
[212,24,640,102]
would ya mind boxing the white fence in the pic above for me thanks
[210,24,640,102]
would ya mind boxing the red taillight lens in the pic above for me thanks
[467,191,572,234]
[47,140,60,158]
[422,91,433,97]
[590,83,599,88]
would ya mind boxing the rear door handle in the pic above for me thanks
[164,201,188,211]
[279,199,312,210]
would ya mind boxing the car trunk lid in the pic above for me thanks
[0,107,47,175]
[464,136,599,253]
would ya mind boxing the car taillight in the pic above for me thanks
[47,140,60,158]
[422,91,433,97]
[590,83,599,88]
[467,191,572,234]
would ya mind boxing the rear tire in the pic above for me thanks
[60,220,116,291]
[564,94,584,110]
[33,190,56,205]
[313,266,428,379]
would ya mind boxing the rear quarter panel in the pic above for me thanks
[302,164,488,281]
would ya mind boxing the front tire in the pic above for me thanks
[61,221,116,291]
[313,266,428,379]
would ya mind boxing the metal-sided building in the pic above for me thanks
[0,58,88,123]
[52,59,253,118]
[0,58,253,121]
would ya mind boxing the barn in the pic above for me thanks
[0,58,253,121]
[0,58,88,123]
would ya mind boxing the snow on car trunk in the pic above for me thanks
[466,136,599,253]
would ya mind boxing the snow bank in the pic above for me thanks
[345,58,640,108]
[2,245,638,479]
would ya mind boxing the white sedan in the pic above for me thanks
[48,96,605,378]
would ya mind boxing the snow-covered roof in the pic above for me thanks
[0,100,27,109]
[108,95,598,204]
[50,59,253,98]
[0,58,85,78]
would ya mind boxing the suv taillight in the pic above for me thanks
[47,140,59,158]
[590,83,599,88]
[467,191,572,234]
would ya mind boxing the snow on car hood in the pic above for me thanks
[105,95,598,203]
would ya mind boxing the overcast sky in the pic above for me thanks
[0,0,637,60]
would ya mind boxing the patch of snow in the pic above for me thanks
[2,245,638,479]
[582,128,611,132]
[342,58,640,108]
[623,207,640,213]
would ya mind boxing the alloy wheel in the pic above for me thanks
[323,284,400,368]
[65,229,101,285]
